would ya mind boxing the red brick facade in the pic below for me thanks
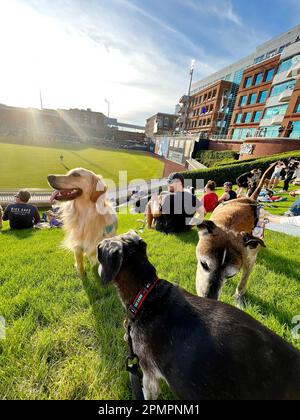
[186,80,234,135]
[228,55,281,139]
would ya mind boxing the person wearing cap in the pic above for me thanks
[2,190,40,230]
[218,182,237,204]
[145,172,203,234]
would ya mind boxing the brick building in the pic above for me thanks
[183,80,238,137]
[228,55,281,140]
[145,113,177,138]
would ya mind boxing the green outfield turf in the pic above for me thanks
[0,142,164,189]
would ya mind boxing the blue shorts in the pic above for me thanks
[271,172,281,180]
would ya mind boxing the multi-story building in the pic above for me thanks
[229,55,280,140]
[179,24,300,141]
[184,80,238,137]
[191,25,300,96]
[145,113,177,138]
[259,43,300,139]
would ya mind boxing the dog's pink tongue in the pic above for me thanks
[50,190,60,202]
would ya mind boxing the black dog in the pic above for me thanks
[97,231,300,400]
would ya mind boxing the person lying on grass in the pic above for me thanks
[1,190,40,230]
[145,172,204,234]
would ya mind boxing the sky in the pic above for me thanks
[0,0,299,125]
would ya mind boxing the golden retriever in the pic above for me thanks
[47,168,118,277]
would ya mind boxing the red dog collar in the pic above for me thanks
[128,278,160,321]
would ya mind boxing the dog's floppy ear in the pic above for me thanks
[242,232,266,249]
[197,220,216,236]
[128,229,147,252]
[97,240,123,283]
[91,175,108,203]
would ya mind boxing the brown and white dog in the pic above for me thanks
[196,164,276,305]
[48,168,117,277]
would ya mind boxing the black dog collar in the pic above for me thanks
[128,278,160,321]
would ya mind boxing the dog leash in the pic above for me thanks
[125,323,145,401]
[124,278,160,400]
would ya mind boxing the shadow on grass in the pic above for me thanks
[81,265,131,398]
[258,248,300,283]
[0,228,34,240]
[244,291,295,326]
[174,228,199,246]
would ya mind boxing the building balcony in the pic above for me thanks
[279,88,294,102]
[260,114,284,126]
[287,61,300,78]
[272,71,294,86]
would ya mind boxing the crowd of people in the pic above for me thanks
[145,156,300,235]
[1,156,300,235]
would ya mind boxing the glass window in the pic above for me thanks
[235,113,243,124]
[265,68,275,82]
[254,55,265,65]
[254,73,263,86]
[240,95,247,106]
[266,50,276,59]
[244,112,252,123]
[233,68,245,85]
[232,128,256,140]
[249,93,257,105]
[264,104,288,119]
[258,90,268,103]
[290,121,300,139]
[259,126,280,138]
[253,110,262,123]
[270,80,296,97]
[277,55,300,74]
[244,76,252,88]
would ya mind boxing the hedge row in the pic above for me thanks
[195,150,238,167]
[183,150,300,186]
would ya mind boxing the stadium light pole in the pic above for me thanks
[188,59,196,97]
[39,88,44,110]
[104,99,110,118]
[184,59,196,130]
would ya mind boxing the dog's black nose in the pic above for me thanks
[47,175,56,185]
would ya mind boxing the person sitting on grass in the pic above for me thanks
[218,182,237,204]
[203,180,219,214]
[42,208,63,228]
[1,190,40,230]
[145,172,203,234]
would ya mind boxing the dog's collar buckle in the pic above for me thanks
[128,278,160,321]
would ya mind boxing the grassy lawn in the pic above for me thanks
[0,183,300,399]
[0,141,164,189]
